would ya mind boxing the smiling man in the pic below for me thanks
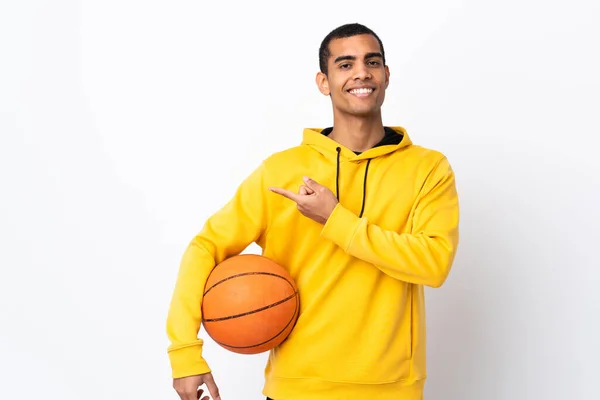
[166,23,460,400]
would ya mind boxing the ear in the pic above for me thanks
[316,72,330,96]
[384,65,390,89]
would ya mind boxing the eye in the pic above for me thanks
[339,63,351,69]
[368,60,381,66]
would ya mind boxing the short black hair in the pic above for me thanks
[319,23,386,75]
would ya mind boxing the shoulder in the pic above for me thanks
[399,143,451,170]
[396,144,455,186]
[404,144,447,162]
[242,145,310,186]
[261,144,312,169]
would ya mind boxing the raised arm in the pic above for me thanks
[320,156,459,287]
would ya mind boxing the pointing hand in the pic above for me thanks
[270,177,338,224]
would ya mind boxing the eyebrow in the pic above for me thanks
[333,52,383,64]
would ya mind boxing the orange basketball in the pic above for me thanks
[201,254,300,354]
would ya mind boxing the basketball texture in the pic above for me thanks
[201,254,300,354]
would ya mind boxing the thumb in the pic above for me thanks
[303,176,322,191]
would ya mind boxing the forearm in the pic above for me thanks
[166,242,215,378]
[321,204,458,287]
[165,162,271,377]
[321,154,460,287]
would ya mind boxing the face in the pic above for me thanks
[316,34,390,117]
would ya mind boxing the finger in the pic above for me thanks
[303,176,322,191]
[269,187,300,202]
[299,185,313,195]
[204,375,221,400]
[198,389,209,400]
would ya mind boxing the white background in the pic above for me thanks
[1,0,599,399]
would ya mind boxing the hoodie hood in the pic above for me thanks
[300,126,413,218]
[301,126,412,162]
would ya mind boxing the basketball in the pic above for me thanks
[201,254,300,354]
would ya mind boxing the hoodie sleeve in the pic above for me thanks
[320,156,459,288]
[165,162,270,378]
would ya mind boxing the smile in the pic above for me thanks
[348,88,374,97]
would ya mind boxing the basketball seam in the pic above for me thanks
[204,272,291,296]
[203,276,300,350]
[208,292,300,349]
[203,291,298,322]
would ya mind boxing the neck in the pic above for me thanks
[328,112,385,153]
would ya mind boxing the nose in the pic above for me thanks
[353,61,372,80]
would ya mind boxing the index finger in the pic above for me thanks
[269,187,300,203]
[203,375,221,400]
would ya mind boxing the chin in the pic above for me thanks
[333,102,381,118]
[347,106,379,117]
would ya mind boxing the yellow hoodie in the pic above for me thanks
[166,127,460,400]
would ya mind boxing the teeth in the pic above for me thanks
[350,88,373,94]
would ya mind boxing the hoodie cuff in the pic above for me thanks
[168,343,211,379]
[321,203,364,251]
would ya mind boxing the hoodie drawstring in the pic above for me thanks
[335,147,341,201]
[335,147,371,218]
[359,159,371,218]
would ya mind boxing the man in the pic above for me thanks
[166,23,460,400]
